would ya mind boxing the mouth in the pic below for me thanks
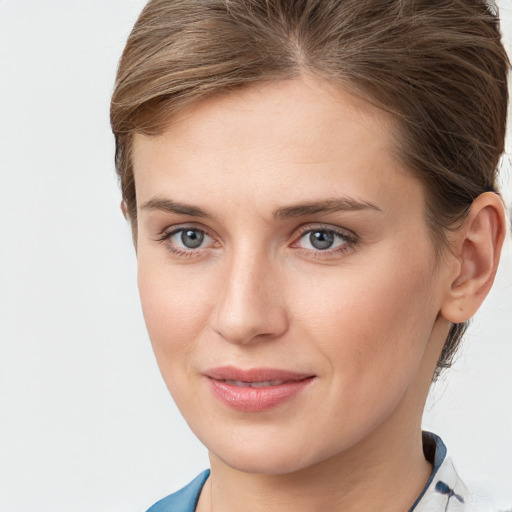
[204,366,316,412]
[220,379,296,388]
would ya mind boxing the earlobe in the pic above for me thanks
[441,192,507,323]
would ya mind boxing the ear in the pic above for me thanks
[441,192,507,323]
[120,200,128,219]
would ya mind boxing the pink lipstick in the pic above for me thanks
[205,367,315,412]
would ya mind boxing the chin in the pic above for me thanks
[216,448,315,476]
[204,426,342,476]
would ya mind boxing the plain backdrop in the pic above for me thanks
[0,1,511,511]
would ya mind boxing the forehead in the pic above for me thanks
[134,75,393,156]
[131,75,420,215]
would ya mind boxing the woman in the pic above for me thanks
[110,0,509,510]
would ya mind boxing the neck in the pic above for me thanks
[199,416,431,512]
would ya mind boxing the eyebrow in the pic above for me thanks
[140,197,210,218]
[272,198,382,219]
[140,196,382,219]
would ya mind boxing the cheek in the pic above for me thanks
[136,253,213,380]
[292,244,438,390]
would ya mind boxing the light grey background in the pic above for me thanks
[0,1,511,511]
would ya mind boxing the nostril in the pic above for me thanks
[211,257,289,344]
[212,299,289,345]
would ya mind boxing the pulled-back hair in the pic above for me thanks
[110,0,509,377]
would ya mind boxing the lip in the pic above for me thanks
[204,366,316,412]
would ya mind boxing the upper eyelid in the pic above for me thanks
[156,227,217,256]
[157,223,213,240]
[293,223,357,240]
[291,225,359,255]
[155,223,357,247]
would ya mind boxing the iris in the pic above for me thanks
[181,229,204,249]
[310,230,334,250]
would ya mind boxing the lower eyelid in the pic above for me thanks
[157,226,356,254]
[159,228,221,256]
[293,229,358,255]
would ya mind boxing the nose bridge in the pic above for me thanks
[213,243,287,345]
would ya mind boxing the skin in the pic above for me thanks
[131,75,505,512]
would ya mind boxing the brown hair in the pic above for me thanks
[110,0,509,377]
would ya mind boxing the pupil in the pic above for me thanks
[310,230,334,250]
[181,229,204,249]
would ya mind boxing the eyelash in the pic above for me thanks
[292,225,358,257]
[156,225,215,258]
[156,224,358,259]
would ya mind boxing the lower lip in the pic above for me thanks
[207,377,315,412]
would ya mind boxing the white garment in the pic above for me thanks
[413,433,505,512]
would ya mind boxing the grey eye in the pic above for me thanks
[297,228,350,252]
[309,230,335,250]
[181,229,205,249]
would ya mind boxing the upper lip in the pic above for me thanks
[204,366,315,383]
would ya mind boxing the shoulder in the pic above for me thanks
[414,433,508,512]
[146,470,210,512]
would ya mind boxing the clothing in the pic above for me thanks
[146,432,490,512]
[147,470,210,512]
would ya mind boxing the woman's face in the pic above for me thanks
[132,76,452,474]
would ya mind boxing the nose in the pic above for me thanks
[212,249,289,345]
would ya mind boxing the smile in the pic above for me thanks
[222,379,293,388]
[204,367,316,412]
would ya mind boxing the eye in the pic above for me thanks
[157,227,215,255]
[295,227,355,252]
